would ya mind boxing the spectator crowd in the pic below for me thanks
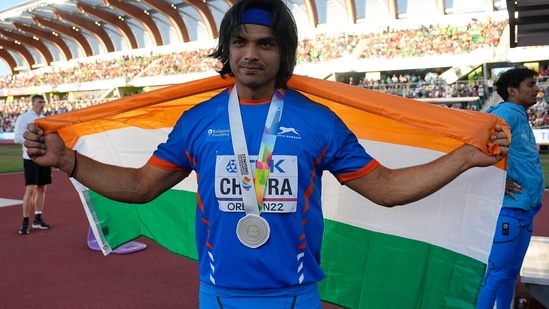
[0,18,508,89]
[0,95,110,132]
[529,84,549,128]
[358,73,487,100]
[2,17,548,132]
[358,19,507,59]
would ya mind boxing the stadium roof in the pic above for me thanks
[507,0,549,48]
[0,0,514,75]
[0,0,239,73]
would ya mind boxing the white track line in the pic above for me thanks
[0,198,22,208]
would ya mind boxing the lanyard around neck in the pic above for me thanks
[228,86,284,216]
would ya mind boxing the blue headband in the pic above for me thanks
[239,8,272,27]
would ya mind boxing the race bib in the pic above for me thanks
[215,155,298,213]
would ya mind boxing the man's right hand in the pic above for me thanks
[23,123,74,173]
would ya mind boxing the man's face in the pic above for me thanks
[229,24,281,100]
[31,97,46,114]
[509,77,540,108]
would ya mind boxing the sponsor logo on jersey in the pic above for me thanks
[207,128,230,138]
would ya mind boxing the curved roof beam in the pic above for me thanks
[0,38,34,69]
[0,27,54,66]
[0,48,18,75]
[104,0,163,46]
[388,0,397,18]
[141,0,190,42]
[76,1,138,49]
[303,0,318,28]
[344,0,356,22]
[186,0,218,39]
[12,21,72,61]
[52,8,115,53]
[31,15,93,57]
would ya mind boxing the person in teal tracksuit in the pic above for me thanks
[477,66,544,309]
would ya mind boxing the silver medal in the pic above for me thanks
[236,214,270,248]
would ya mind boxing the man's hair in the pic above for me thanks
[31,94,45,102]
[209,0,298,89]
[495,66,538,101]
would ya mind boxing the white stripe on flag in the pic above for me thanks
[322,140,505,263]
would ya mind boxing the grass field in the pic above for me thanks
[2,142,549,187]
[0,143,23,174]
[541,154,549,188]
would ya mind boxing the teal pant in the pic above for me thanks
[476,204,541,309]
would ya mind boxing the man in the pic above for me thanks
[24,0,508,307]
[487,76,494,96]
[13,94,52,234]
[477,67,544,309]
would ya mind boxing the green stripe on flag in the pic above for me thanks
[85,188,486,308]
[87,189,198,260]
[318,220,484,308]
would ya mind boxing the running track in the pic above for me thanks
[1,170,547,308]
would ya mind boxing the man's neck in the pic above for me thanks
[235,84,276,101]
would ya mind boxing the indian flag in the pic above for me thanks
[36,75,508,308]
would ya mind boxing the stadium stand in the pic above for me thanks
[0,1,548,131]
[1,0,549,307]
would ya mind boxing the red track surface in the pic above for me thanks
[1,170,547,308]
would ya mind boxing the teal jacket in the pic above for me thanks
[487,102,544,210]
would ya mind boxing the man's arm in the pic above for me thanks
[70,153,188,203]
[345,127,509,207]
[24,123,188,204]
[13,114,27,145]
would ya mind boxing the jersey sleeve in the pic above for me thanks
[323,112,379,183]
[149,112,194,172]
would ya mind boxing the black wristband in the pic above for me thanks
[68,150,78,178]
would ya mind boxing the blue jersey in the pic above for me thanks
[487,102,544,210]
[150,87,378,289]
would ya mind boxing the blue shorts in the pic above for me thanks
[199,282,322,309]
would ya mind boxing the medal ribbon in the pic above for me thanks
[228,86,284,216]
